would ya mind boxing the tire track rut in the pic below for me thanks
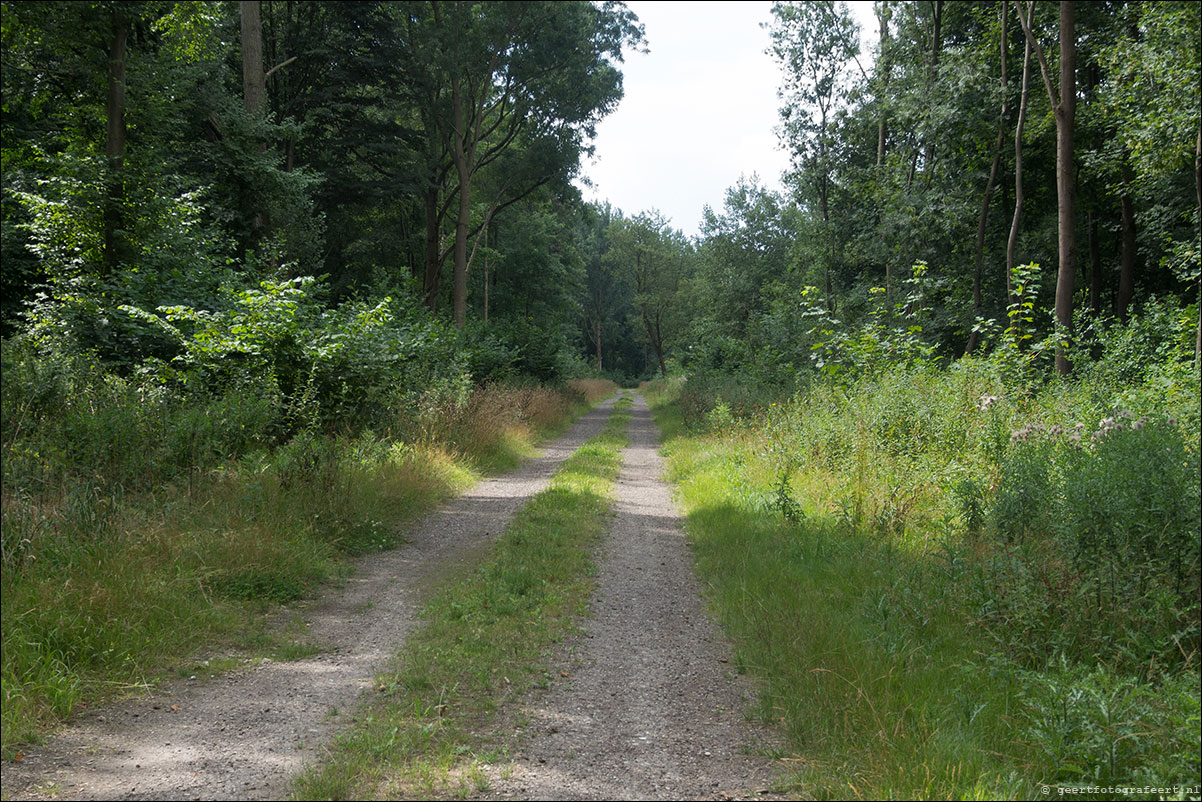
[474,394,783,801]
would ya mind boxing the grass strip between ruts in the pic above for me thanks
[291,395,634,800]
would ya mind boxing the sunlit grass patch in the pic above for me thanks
[648,368,1200,800]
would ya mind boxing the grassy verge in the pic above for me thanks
[1,379,617,755]
[641,368,1199,801]
[291,396,634,800]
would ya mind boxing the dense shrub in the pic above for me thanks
[983,411,1200,671]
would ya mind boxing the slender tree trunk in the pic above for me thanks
[1052,1,1076,376]
[645,312,667,377]
[1195,126,1201,362]
[241,1,266,116]
[1088,210,1102,314]
[1117,161,1137,320]
[423,186,442,311]
[967,0,1008,356]
[595,315,603,372]
[240,1,270,240]
[450,72,474,329]
[102,12,128,274]
[922,0,944,177]
[875,2,892,300]
[875,1,892,168]
[453,164,471,328]
[1085,63,1102,316]
[1016,0,1076,374]
[819,170,834,311]
[1006,2,1033,302]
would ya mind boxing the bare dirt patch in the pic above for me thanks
[471,395,785,801]
[0,399,617,802]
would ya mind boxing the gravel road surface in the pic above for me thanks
[472,394,784,801]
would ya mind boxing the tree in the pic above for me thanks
[770,0,860,308]
[397,1,642,328]
[607,211,690,376]
[696,177,797,342]
[103,4,129,274]
[1016,0,1076,375]
[1100,0,1201,351]
[580,202,619,372]
[966,0,1009,355]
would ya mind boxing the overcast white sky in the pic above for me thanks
[576,0,877,237]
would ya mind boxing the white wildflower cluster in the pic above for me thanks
[1093,411,1149,440]
[1010,411,1155,446]
[1010,422,1046,442]
[976,394,999,411]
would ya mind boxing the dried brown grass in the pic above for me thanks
[442,381,617,469]
[568,378,619,404]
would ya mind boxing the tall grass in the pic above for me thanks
[1,346,616,753]
[643,358,1200,800]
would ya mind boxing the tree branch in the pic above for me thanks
[1014,0,1058,108]
[264,55,298,82]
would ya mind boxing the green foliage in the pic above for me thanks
[1099,1,1201,185]
[984,412,1201,672]
[1016,662,1200,790]
[1076,296,1199,385]
[651,352,1200,799]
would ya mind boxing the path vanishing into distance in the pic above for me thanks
[2,395,783,801]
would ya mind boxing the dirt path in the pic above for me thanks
[1,398,618,802]
[472,395,783,801]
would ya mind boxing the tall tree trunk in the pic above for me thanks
[241,1,268,239]
[241,1,266,116]
[482,244,490,324]
[595,315,603,372]
[102,12,128,274]
[452,160,471,329]
[875,1,892,168]
[644,312,667,377]
[1196,126,1201,362]
[450,71,473,329]
[922,0,944,176]
[423,186,442,311]
[819,171,834,309]
[1052,1,1076,376]
[1017,0,1075,374]
[1007,2,1033,302]
[1088,210,1102,314]
[875,2,892,299]
[1117,160,1137,320]
[967,0,1008,356]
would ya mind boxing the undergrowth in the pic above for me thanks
[0,342,616,753]
[643,356,1200,800]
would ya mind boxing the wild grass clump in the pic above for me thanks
[401,380,614,473]
[649,346,1200,799]
[984,413,1199,672]
[0,428,463,750]
[0,334,612,753]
